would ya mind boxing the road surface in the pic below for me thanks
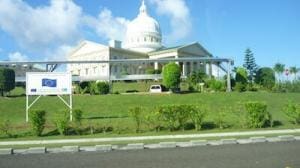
[0,141,299,168]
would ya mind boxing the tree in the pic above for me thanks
[234,67,248,92]
[0,68,15,96]
[243,48,258,83]
[255,67,275,90]
[235,67,248,84]
[162,62,181,92]
[273,63,285,83]
[289,66,299,81]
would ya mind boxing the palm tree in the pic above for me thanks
[273,63,285,83]
[289,66,299,81]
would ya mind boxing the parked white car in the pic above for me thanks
[149,85,162,93]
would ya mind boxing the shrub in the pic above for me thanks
[245,102,272,128]
[162,62,181,91]
[235,67,248,84]
[284,102,300,124]
[73,109,83,125]
[188,105,207,130]
[272,81,300,93]
[30,110,46,136]
[144,111,163,132]
[97,82,110,94]
[129,107,143,133]
[234,82,246,92]
[0,119,12,137]
[206,79,225,92]
[157,105,179,131]
[255,67,275,90]
[54,111,69,135]
[89,82,98,95]
[72,109,83,134]
[156,105,191,131]
[187,71,208,91]
[0,68,15,96]
[174,105,190,130]
[79,82,89,94]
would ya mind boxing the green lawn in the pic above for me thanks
[0,86,300,140]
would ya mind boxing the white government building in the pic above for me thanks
[67,0,225,80]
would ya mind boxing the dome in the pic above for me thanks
[124,0,162,53]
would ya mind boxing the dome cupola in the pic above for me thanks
[124,0,162,53]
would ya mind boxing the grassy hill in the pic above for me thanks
[1,89,299,134]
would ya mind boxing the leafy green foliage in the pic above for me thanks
[235,67,248,84]
[0,68,15,96]
[157,105,180,131]
[144,111,163,132]
[284,102,300,124]
[255,67,275,90]
[272,81,300,93]
[96,82,110,94]
[188,105,207,130]
[245,102,272,128]
[0,119,12,137]
[72,109,83,135]
[30,110,46,136]
[89,82,98,95]
[206,79,225,92]
[162,62,181,91]
[273,63,285,82]
[156,105,206,131]
[234,82,246,92]
[243,48,258,83]
[187,71,208,91]
[129,107,143,133]
[73,109,83,125]
[54,110,69,135]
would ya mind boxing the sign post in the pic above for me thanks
[26,72,72,122]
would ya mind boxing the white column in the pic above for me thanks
[183,62,187,76]
[154,62,158,70]
[227,61,232,92]
[190,62,194,74]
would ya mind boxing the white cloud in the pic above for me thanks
[8,52,28,61]
[0,0,82,50]
[0,0,129,60]
[0,0,192,61]
[44,44,75,61]
[84,8,130,41]
[149,0,192,44]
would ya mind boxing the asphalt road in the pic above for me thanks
[1,141,299,168]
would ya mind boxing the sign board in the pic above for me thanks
[26,72,72,95]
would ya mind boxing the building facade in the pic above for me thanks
[67,0,223,80]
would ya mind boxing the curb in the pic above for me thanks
[27,147,46,154]
[0,148,13,155]
[250,136,267,143]
[1,135,299,155]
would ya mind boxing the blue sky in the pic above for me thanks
[0,0,299,68]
